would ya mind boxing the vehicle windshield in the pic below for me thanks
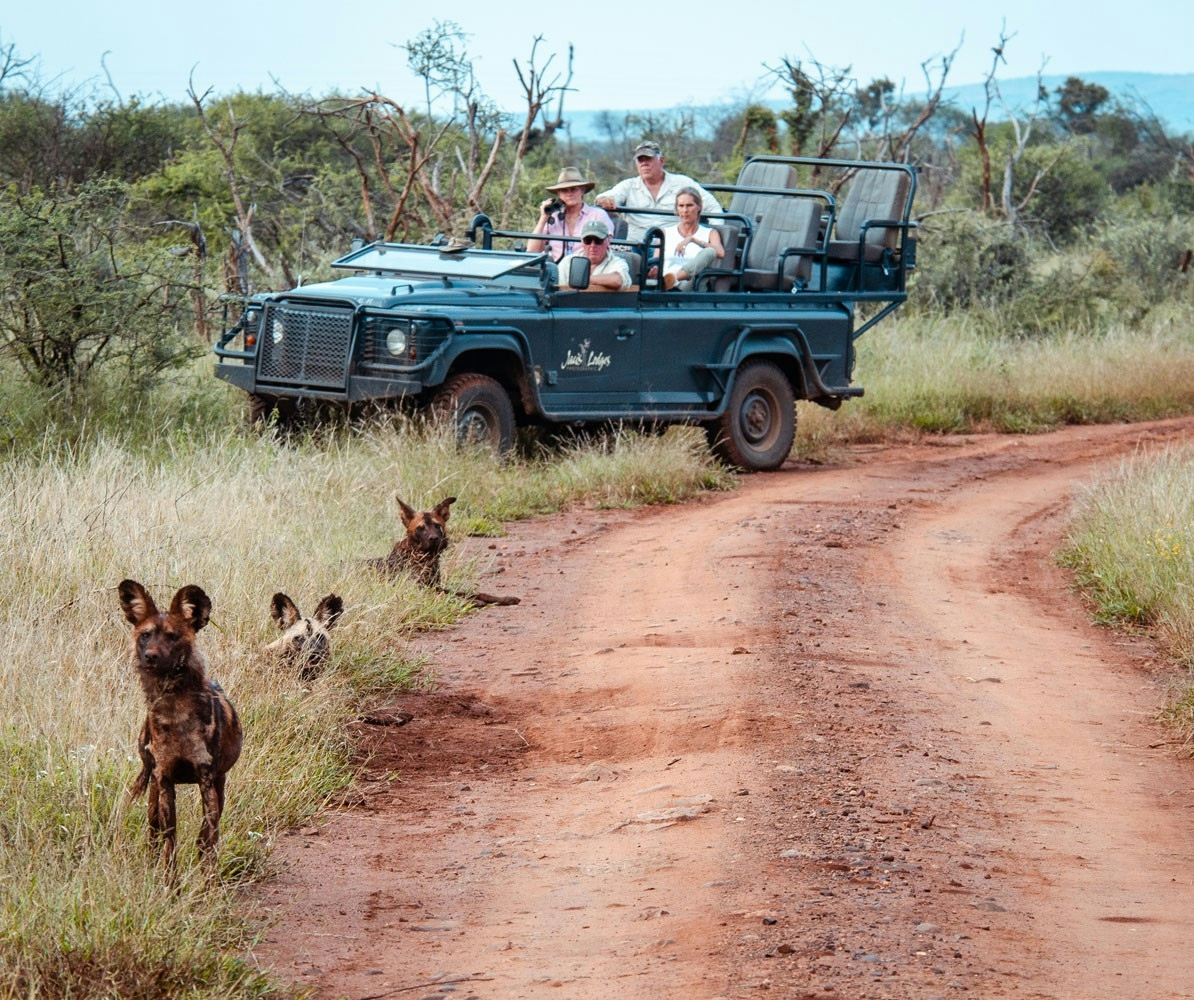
[332,243,546,281]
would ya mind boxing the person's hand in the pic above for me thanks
[595,196,615,211]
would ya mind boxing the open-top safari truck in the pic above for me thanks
[214,155,917,470]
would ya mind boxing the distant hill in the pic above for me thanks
[562,72,1194,145]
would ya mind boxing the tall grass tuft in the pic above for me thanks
[1059,447,1194,746]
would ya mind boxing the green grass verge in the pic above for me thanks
[1059,446,1194,748]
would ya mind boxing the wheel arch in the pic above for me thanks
[720,345,809,413]
[439,346,536,422]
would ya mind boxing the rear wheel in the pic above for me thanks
[706,361,796,471]
[430,374,516,454]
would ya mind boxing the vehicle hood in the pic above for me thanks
[267,274,545,311]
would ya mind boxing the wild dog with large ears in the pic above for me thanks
[119,579,243,872]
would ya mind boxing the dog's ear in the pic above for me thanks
[313,594,344,630]
[169,585,212,632]
[433,497,458,523]
[271,592,301,630]
[397,497,417,528]
[118,579,156,626]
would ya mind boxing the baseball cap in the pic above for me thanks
[579,218,610,241]
[633,140,662,158]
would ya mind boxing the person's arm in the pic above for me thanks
[527,197,557,254]
[695,183,725,217]
[594,179,629,212]
[587,256,631,291]
[705,226,725,259]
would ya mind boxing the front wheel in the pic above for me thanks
[706,361,796,471]
[246,393,298,430]
[430,374,516,454]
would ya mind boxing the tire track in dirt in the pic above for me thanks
[252,418,1194,1000]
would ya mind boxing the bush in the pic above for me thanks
[0,180,206,397]
[909,212,1032,313]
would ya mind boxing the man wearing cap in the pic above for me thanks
[528,166,616,262]
[559,218,632,291]
[594,140,724,242]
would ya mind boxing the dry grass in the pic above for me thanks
[0,416,728,996]
[797,307,1194,450]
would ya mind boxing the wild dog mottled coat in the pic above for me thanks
[366,496,519,607]
[265,591,343,679]
[119,579,243,870]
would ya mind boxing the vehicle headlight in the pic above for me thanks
[385,325,409,357]
[271,315,285,345]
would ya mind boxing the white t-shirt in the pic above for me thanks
[662,223,714,273]
[595,172,724,242]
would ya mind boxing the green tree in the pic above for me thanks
[0,180,202,394]
[1054,77,1110,135]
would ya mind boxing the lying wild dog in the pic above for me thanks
[366,495,520,607]
[265,591,343,679]
[118,579,243,871]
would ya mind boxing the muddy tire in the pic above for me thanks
[706,361,796,471]
[430,374,516,454]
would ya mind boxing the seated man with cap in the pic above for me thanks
[558,218,632,291]
[595,139,724,243]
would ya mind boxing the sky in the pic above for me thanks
[2,0,1190,114]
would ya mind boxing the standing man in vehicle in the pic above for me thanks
[595,140,724,242]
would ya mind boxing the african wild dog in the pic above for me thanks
[265,592,343,679]
[366,496,520,607]
[118,579,243,871]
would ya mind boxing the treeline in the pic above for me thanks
[0,24,1192,403]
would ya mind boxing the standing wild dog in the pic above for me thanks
[118,579,243,871]
[265,591,343,679]
[366,496,520,607]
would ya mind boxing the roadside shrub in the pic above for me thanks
[909,212,1031,313]
[1060,446,1194,661]
[0,180,205,399]
[1089,213,1194,320]
[1013,143,1111,243]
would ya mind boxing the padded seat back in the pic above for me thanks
[615,251,643,287]
[742,197,821,291]
[730,161,799,226]
[695,223,742,292]
[828,168,910,261]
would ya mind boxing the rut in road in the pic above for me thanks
[252,419,1194,1000]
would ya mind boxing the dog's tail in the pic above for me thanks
[129,761,151,799]
[458,590,521,608]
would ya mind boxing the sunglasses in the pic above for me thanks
[581,236,604,245]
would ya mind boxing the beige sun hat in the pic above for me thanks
[546,166,596,193]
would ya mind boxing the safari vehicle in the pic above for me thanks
[213,155,917,471]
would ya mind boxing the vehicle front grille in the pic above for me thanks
[256,302,353,388]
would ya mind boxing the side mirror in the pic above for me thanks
[567,255,591,291]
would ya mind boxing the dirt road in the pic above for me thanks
[253,419,1194,1000]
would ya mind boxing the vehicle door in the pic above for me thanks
[545,291,642,414]
[637,296,731,411]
